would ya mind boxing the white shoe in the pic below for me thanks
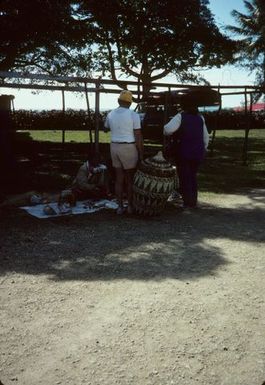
[167,191,181,202]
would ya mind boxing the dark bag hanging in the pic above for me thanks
[163,112,183,164]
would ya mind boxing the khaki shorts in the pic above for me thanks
[111,143,138,169]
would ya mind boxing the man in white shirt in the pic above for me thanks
[104,90,144,214]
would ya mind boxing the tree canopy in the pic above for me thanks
[0,0,92,74]
[228,0,265,89]
[76,0,235,95]
[1,0,236,97]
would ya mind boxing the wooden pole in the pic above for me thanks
[210,85,221,157]
[84,82,93,145]
[61,90,66,160]
[243,88,248,161]
[242,88,250,165]
[94,79,100,155]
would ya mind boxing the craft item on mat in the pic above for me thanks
[133,151,176,216]
[21,199,119,219]
[30,194,43,205]
[58,202,72,214]
[43,205,57,216]
[58,189,76,208]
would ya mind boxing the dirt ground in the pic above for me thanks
[0,189,265,385]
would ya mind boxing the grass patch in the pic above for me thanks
[17,130,111,143]
[200,134,265,193]
[18,128,265,143]
[13,128,265,194]
[213,129,265,139]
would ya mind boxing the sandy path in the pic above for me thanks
[0,189,265,385]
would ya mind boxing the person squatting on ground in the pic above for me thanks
[164,97,209,209]
[104,90,144,214]
[71,157,109,201]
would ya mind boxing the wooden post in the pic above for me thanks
[242,88,249,164]
[61,90,66,160]
[162,90,169,157]
[210,86,221,157]
[94,79,100,155]
[84,82,93,145]
[243,91,252,165]
[137,77,141,104]
[164,87,170,124]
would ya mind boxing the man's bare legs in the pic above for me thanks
[115,167,135,214]
[125,169,135,213]
[115,167,125,213]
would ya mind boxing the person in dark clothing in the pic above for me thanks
[163,98,209,209]
[71,159,109,200]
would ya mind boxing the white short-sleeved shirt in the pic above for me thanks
[105,107,141,143]
[164,113,209,149]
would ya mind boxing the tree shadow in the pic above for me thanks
[1,194,264,282]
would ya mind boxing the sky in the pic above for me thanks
[0,0,256,111]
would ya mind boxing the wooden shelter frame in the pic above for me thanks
[0,71,264,163]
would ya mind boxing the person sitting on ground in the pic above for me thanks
[71,156,110,201]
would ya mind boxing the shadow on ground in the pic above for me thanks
[0,191,264,282]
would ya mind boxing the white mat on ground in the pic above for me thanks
[20,199,119,219]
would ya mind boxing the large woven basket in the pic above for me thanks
[133,151,176,216]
